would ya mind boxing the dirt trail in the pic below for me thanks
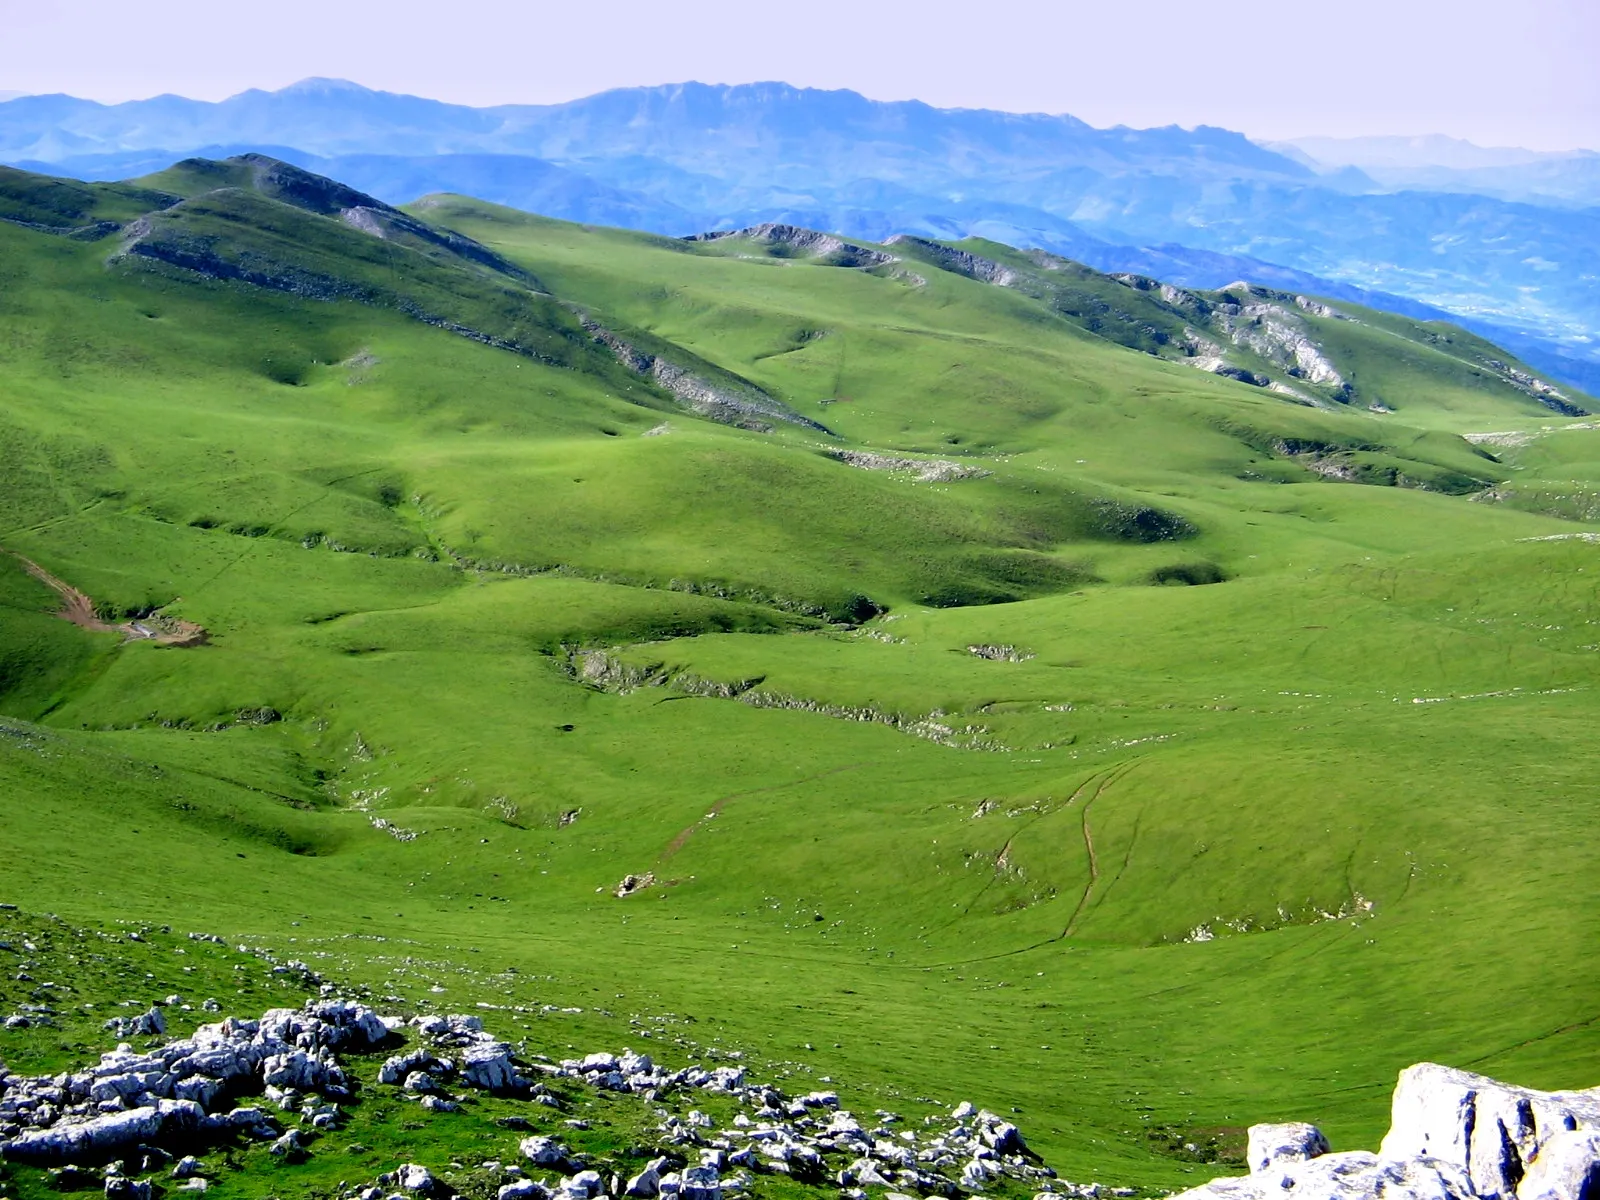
[1062,762,1138,938]
[9,551,207,646]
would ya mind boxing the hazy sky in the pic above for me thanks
[2,0,1597,150]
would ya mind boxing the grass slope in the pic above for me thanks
[0,159,1597,1197]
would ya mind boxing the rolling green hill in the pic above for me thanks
[1,156,1597,1200]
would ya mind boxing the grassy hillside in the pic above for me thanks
[1,157,1598,1199]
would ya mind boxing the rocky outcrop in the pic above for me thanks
[1247,1123,1331,1173]
[340,205,543,287]
[1380,1063,1600,1199]
[1294,295,1346,320]
[686,225,896,269]
[967,644,1034,662]
[585,323,831,434]
[1210,292,1346,389]
[1175,1063,1600,1200]
[570,649,1008,751]
[883,236,1018,285]
[0,215,124,240]
[825,448,990,482]
[114,202,377,303]
[232,153,390,218]
[1481,359,1586,417]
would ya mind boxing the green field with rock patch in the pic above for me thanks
[0,155,1597,1200]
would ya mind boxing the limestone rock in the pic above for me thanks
[627,1156,671,1197]
[102,1007,166,1039]
[1247,1122,1330,1173]
[1,1104,164,1163]
[1174,1150,1474,1199]
[521,1135,571,1166]
[1381,1063,1600,1199]
[380,1048,449,1086]
[561,1170,605,1200]
[1518,1129,1600,1200]
[104,1176,154,1200]
[680,1165,722,1200]
[460,1042,527,1092]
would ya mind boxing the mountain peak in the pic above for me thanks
[277,77,379,96]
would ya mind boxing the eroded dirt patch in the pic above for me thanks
[9,551,207,646]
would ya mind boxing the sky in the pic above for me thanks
[2,0,1597,150]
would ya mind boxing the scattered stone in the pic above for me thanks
[102,1007,165,1039]
[0,990,1080,1200]
[103,1175,153,1199]
[520,1135,571,1167]
[967,644,1035,663]
[826,449,990,483]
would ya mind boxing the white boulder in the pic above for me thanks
[1247,1122,1330,1173]
[396,1163,436,1193]
[626,1157,670,1198]
[1381,1063,1600,1199]
[521,1135,571,1166]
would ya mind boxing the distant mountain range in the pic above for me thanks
[3,78,1597,392]
[1276,134,1600,208]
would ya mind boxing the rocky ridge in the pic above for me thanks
[1175,1062,1600,1200]
[884,236,1585,417]
[687,225,898,269]
[584,323,831,434]
[570,650,1007,751]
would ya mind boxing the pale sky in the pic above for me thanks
[2,0,1597,150]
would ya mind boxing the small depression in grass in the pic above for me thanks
[1148,561,1229,586]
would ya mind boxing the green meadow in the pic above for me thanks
[0,158,1597,1197]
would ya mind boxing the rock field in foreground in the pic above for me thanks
[4,990,1596,1200]
[1,996,1093,1200]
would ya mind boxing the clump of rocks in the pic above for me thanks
[0,997,387,1164]
[1175,1062,1600,1200]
